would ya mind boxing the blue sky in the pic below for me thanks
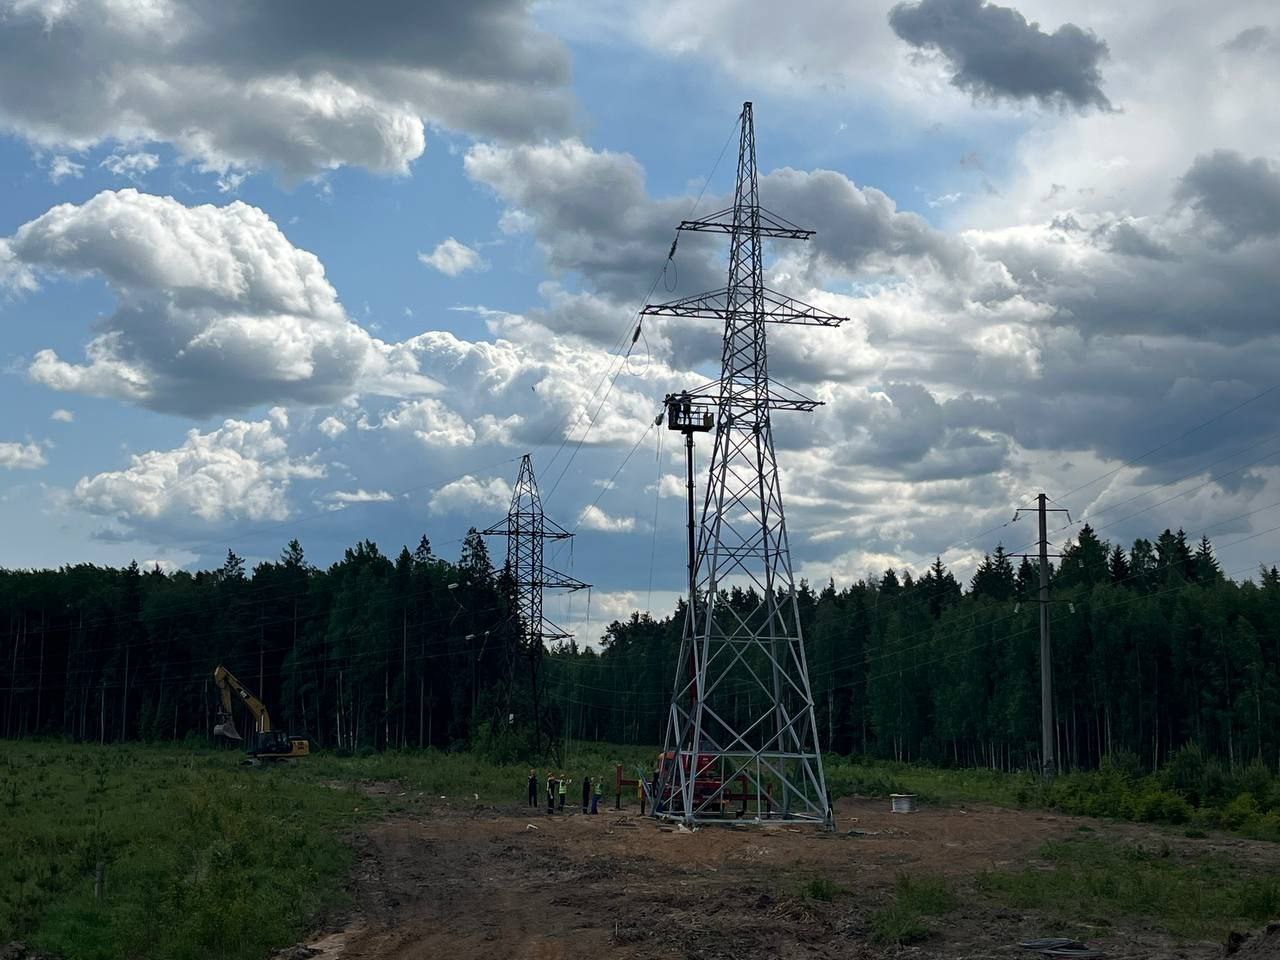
[1,0,1279,639]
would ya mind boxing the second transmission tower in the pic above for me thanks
[482,455,588,758]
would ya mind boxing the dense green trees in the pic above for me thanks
[542,525,1280,774]
[2,524,1278,775]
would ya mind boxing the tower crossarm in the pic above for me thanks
[641,284,846,327]
[678,205,813,240]
[540,571,590,592]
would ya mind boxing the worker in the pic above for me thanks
[557,773,569,812]
[527,768,538,808]
[546,771,556,814]
[592,776,603,815]
[581,773,591,813]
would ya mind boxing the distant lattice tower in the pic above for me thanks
[642,102,846,828]
[482,454,588,753]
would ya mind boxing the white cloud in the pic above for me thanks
[99,151,159,181]
[49,409,74,423]
[73,414,322,525]
[8,189,439,416]
[577,504,636,532]
[48,154,83,183]
[0,440,46,470]
[140,558,181,574]
[428,475,512,515]
[317,416,347,438]
[321,488,394,511]
[418,237,485,277]
[0,0,574,181]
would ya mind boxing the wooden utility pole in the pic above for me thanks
[1013,493,1069,780]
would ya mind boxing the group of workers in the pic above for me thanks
[527,769,604,815]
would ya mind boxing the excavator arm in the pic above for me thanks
[212,665,272,741]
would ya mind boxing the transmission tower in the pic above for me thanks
[643,102,846,828]
[482,454,588,756]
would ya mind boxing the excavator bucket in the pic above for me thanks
[214,715,243,741]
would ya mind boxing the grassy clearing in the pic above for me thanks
[825,750,1280,842]
[0,739,657,958]
[824,755,1030,807]
[976,836,1280,940]
[869,874,958,945]
[0,741,371,960]
[305,739,655,804]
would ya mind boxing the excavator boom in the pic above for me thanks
[211,665,306,761]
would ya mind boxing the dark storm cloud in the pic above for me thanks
[463,141,963,356]
[0,0,573,179]
[889,0,1112,112]
[1104,221,1177,261]
[763,168,971,277]
[1223,26,1274,54]
[1174,150,1280,249]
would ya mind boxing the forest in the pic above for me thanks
[1,524,1278,776]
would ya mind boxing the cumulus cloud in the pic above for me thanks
[99,151,159,181]
[49,409,74,423]
[418,238,485,277]
[7,189,439,416]
[889,0,1112,112]
[463,138,962,362]
[428,475,513,515]
[1174,150,1280,249]
[0,440,46,470]
[0,0,574,181]
[73,414,322,525]
[577,504,636,532]
[48,154,83,183]
[317,416,347,438]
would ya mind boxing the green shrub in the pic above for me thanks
[1219,793,1261,831]
[894,874,957,915]
[1161,744,1208,805]
[1131,788,1192,824]
[870,904,928,945]
[1240,759,1275,808]
[799,877,840,902]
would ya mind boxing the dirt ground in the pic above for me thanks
[286,792,1279,960]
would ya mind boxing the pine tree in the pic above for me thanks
[1108,544,1131,584]
[221,549,246,581]
[1194,535,1222,584]
[280,538,308,571]
[413,534,432,565]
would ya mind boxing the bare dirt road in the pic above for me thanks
[286,794,1277,960]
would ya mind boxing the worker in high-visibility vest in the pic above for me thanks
[557,773,569,812]
[591,777,603,815]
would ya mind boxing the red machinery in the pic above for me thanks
[617,752,770,817]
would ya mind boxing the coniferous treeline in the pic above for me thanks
[2,524,1278,774]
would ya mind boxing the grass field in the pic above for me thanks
[0,742,367,960]
[977,832,1280,940]
[4,740,1277,958]
[0,739,657,959]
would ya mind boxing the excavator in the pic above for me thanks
[212,665,309,762]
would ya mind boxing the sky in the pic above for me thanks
[1,0,1279,643]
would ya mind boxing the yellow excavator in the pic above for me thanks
[212,665,309,762]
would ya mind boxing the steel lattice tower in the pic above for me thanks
[643,102,846,827]
[482,455,587,753]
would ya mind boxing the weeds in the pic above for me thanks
[975,836,1274,939]
[798,876,841,902]
[869,874,957,945]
